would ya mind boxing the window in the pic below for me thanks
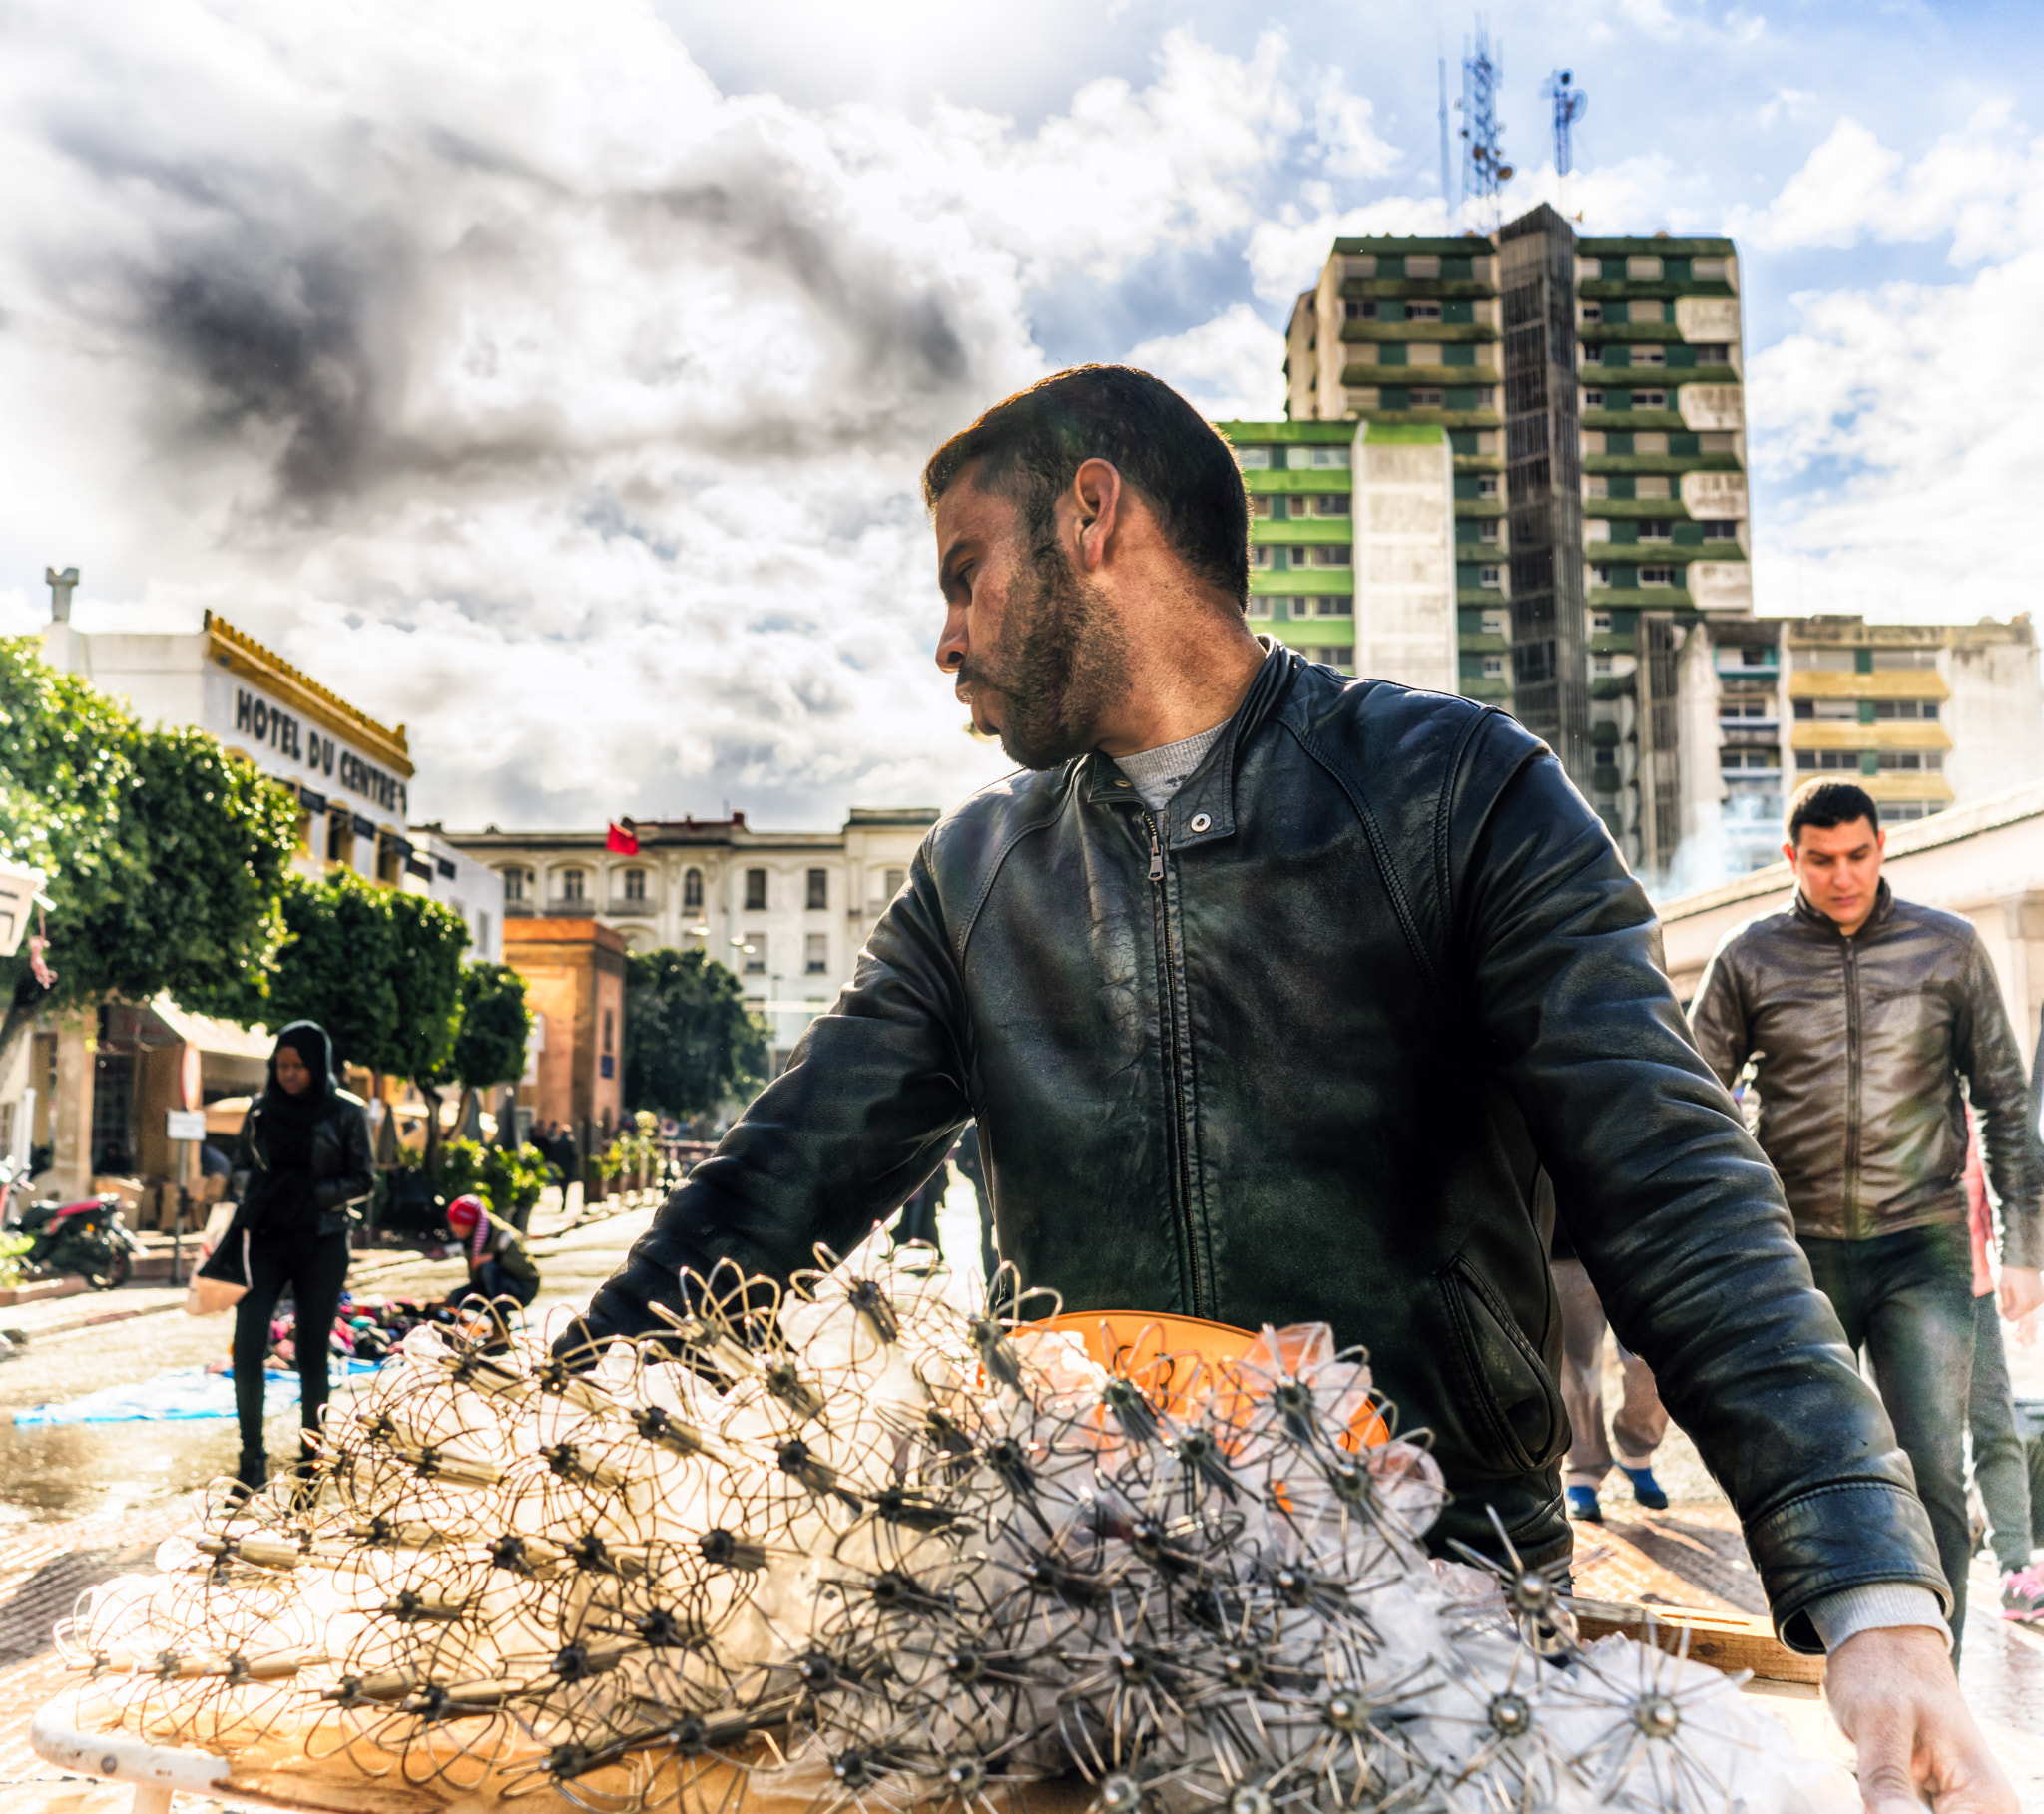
[1591,655,1615,677]
[1408,388,1444,408]
[1314,494,1351,516]
[1638,519,1673,542]
[1634,432,1670,455]
[1877,750,1941,771]
[478,911,490,950]
[1245,595,1273,620]
[745,867,767,911]
[1581,344,1605,366]
[1871,699,1939,720]
[738,934,766,974]
[884,867,906,899]
[1479,565,1502,589]
[603,1008,614,1055]
[1309,448,1350,469]
[1476,475,1499,498]
[1632,389,1668,409]
[806,868,828,910]
[1720,697,1771,718]
[1583,389,1605,409]
[1251,545,1272,567]
[1635,475,1671,499]
[1699,432,1737,453]
[1344,299,1378,320]
[805,932,828,974]
[1312,544,1352,568]
[1722,750,1778,770]
[1794,697,1859,721]
[1582,476,1609,500]
[1696,342,1730,363]
[1694,257,1727,280]
[1314,596,1353,617]
[1580,303,1602,323]
[1633,345,1667,366]
[559,867,586,902]
[1237,447,1272,469]
[1870,649,1941,671]
[1282,546,1309,569]
[1405,300,1442,320]
[1640,565,1676,586]
[377,834,402,887]
[1796,749,1870,772]
[683,867,704,910]
[1480,609,1509,637]
[1589,563,1613,588]
[1249,495,1271,517]
[1405,256,1440,279]
[1476,518,1500,542]
[1627,256,1663,280]
[503,867,529,903]
[1590,611,1614,634]
[1743,647,1775,666]
[1702,520,1739,540]
[328,811,353,867]
[1481,656,1506,679]
[622,867,646,903]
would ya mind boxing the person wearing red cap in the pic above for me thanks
[446,1194,540,1309]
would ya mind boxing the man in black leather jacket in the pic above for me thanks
[572,368,2011,1810]
[1692,778,2044,1663]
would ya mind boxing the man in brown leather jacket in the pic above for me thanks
[1692,777,2044,1668]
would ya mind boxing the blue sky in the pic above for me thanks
[0,0,2036,828]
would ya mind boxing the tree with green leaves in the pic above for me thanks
[0,637,300,1067]
[446,962,533,1140]
[623,946,768,1122]
[265,872,471,1169]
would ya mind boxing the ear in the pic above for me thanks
[1780,840,1797,866]
[1070,458,1123,572]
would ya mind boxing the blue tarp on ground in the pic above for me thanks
[13,1359,384,1426]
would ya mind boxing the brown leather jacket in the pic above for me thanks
[1691,883,2043,1264]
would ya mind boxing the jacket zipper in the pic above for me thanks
[1843,934,1860,1239]
[1147,813,1207,1317]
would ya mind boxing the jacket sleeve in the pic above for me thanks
[310,1099,376,1214]
[1686,936,1752,1090]
[1449,717,1946,1647]
[1954,932,2044,1270]
[569,847,971,1349]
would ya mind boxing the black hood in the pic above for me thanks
[265,1020,336,1105]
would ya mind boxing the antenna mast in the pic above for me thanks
[1459,22,1512,233]
[1438,58,1456,228]
[1543,69,1589,217]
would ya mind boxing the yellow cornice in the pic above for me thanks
[1789,723,1953,751]
[1787,671,1949,701]
[204,612,413,776]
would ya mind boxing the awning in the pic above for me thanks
[147,997,275,1062]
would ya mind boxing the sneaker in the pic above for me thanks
[1619,1466,1669,1511]
[1566,1485,1603,1523]
[2003,1566,2044,1624]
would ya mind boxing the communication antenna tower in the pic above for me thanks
[1437,58,1457,227]
[1459,23,1512,231]
[1543,68,1589,217]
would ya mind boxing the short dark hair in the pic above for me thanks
[1787,778,1880,844]
[921,365,1250,605]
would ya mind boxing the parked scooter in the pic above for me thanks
[12,1193,147,1290]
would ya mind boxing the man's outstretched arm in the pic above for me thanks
[563,852,970,1353]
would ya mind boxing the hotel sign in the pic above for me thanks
[204,665,411,820]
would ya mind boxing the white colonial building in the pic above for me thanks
[437,809,940,1068]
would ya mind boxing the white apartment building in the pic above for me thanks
[439,809,940,1068]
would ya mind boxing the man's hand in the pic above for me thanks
[1823,1625,2015,1812]
[1997,1264,2042,1323]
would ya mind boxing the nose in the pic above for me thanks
[935,607,968,677]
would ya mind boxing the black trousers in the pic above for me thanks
[231,1228,351,1463]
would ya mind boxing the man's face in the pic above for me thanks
[933,464,1128,770]
[1785,816,1886,933]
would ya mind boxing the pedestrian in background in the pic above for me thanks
[954,1122,996,1286]
[1693,779,2044,1661]
[446,1193,541,1309]
[198,1022,374,1493]
[1551,1210,1670,1523]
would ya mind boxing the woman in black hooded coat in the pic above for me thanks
[200,1021,374,1489]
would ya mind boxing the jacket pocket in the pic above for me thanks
[1435,1254,1568,1475]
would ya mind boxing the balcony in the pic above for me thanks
[545,899,597,917]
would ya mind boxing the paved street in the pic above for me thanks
[0,1180,2037,1809]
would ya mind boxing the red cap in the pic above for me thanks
[446,1195,485,1230]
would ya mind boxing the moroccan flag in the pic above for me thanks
[607,819,640,855]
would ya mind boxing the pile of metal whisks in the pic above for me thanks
[56,1244,1851,1813]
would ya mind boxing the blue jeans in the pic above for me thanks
[1800,1221,1974,1657]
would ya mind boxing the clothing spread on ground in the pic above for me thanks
[1113,719,1228,813]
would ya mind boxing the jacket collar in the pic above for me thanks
[1082,637,1297,849]
[1790,876,1894,938]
